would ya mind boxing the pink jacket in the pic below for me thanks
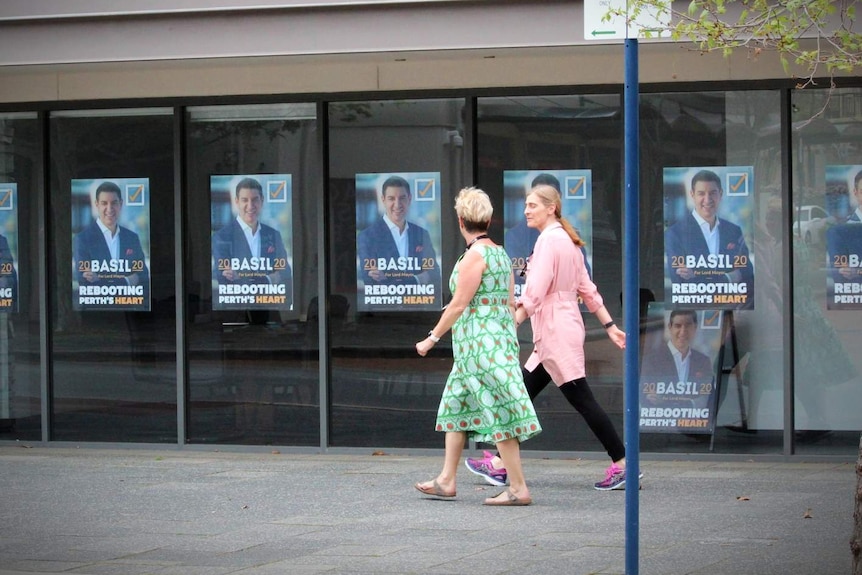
[520,223,603,384]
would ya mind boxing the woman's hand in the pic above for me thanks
[607,325,626,349]
[416,338,435,357]
[514,305,528,327]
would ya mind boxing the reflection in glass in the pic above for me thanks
[791,88,862,455]
[640,91,784,454]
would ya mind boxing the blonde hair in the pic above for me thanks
[529,184,585,247]
[454,186,493,232]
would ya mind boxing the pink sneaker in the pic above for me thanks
[594,463,643,491]
[464,451,508,486]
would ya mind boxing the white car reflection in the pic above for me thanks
[792,204,830,244]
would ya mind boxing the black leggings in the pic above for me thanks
[521,363,626,463]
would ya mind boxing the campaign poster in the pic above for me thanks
[503,170,593,298]
[639,304,722,434]
[355,172,442,312]
[211,174,294,311]
[72,178,151,312]
[825,164,862,310]
[0,183,19,312]
[663,166,755,310]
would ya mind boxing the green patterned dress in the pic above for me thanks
[435,244,542,444]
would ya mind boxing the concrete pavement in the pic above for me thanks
[0,446,855,575]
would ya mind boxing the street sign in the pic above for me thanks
[583,0,671,41]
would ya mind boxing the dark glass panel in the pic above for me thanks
[328,99,466,447]
[49,109,177,442]
[185,104,320,446]
[0,113,41,441]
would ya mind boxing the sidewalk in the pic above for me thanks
[0,446,854,575]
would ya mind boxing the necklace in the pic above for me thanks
[465,233,489,252]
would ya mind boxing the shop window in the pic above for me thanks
[791,88,862,455]
[476,94,625,453]
[49,109,176,442]
[0,113,40,441]
[639,91,784,454]
[327,99,465,448]
[185,104,320,446]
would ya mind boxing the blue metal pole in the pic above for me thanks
[623,37,640,575]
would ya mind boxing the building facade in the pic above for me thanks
[0,1,859,458]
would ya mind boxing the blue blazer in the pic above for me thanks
[73,220,149,291]
[505,221,539,264]
[665,212,754,306]
[212,219,292,298]
[357,218,440,286]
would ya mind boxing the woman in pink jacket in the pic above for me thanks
[466,183,638,491]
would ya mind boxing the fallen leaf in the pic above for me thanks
[372,450,388,456]
[736,496,751,501]
[271,450,280,455]
[803,508,813,518]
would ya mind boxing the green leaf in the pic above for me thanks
[646,0,861,86]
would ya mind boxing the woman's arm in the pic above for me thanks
[416,249,486,356]
[593,304,626,350]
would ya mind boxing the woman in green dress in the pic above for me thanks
[415,186,541,506]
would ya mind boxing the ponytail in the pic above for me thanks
[559,215,585,247]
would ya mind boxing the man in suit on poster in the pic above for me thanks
[356,175,440,287]
[640,309,716,433]
[212,177,293,308]
[665,169,754,309]
[73,181,149,297]
[641,310,714,387]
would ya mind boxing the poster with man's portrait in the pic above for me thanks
[0,183,19,313]
[71,178,151,312]
[663,166,755,310]
[211,174,294,311]
[355,172,442,312]
[639,304,723,434]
